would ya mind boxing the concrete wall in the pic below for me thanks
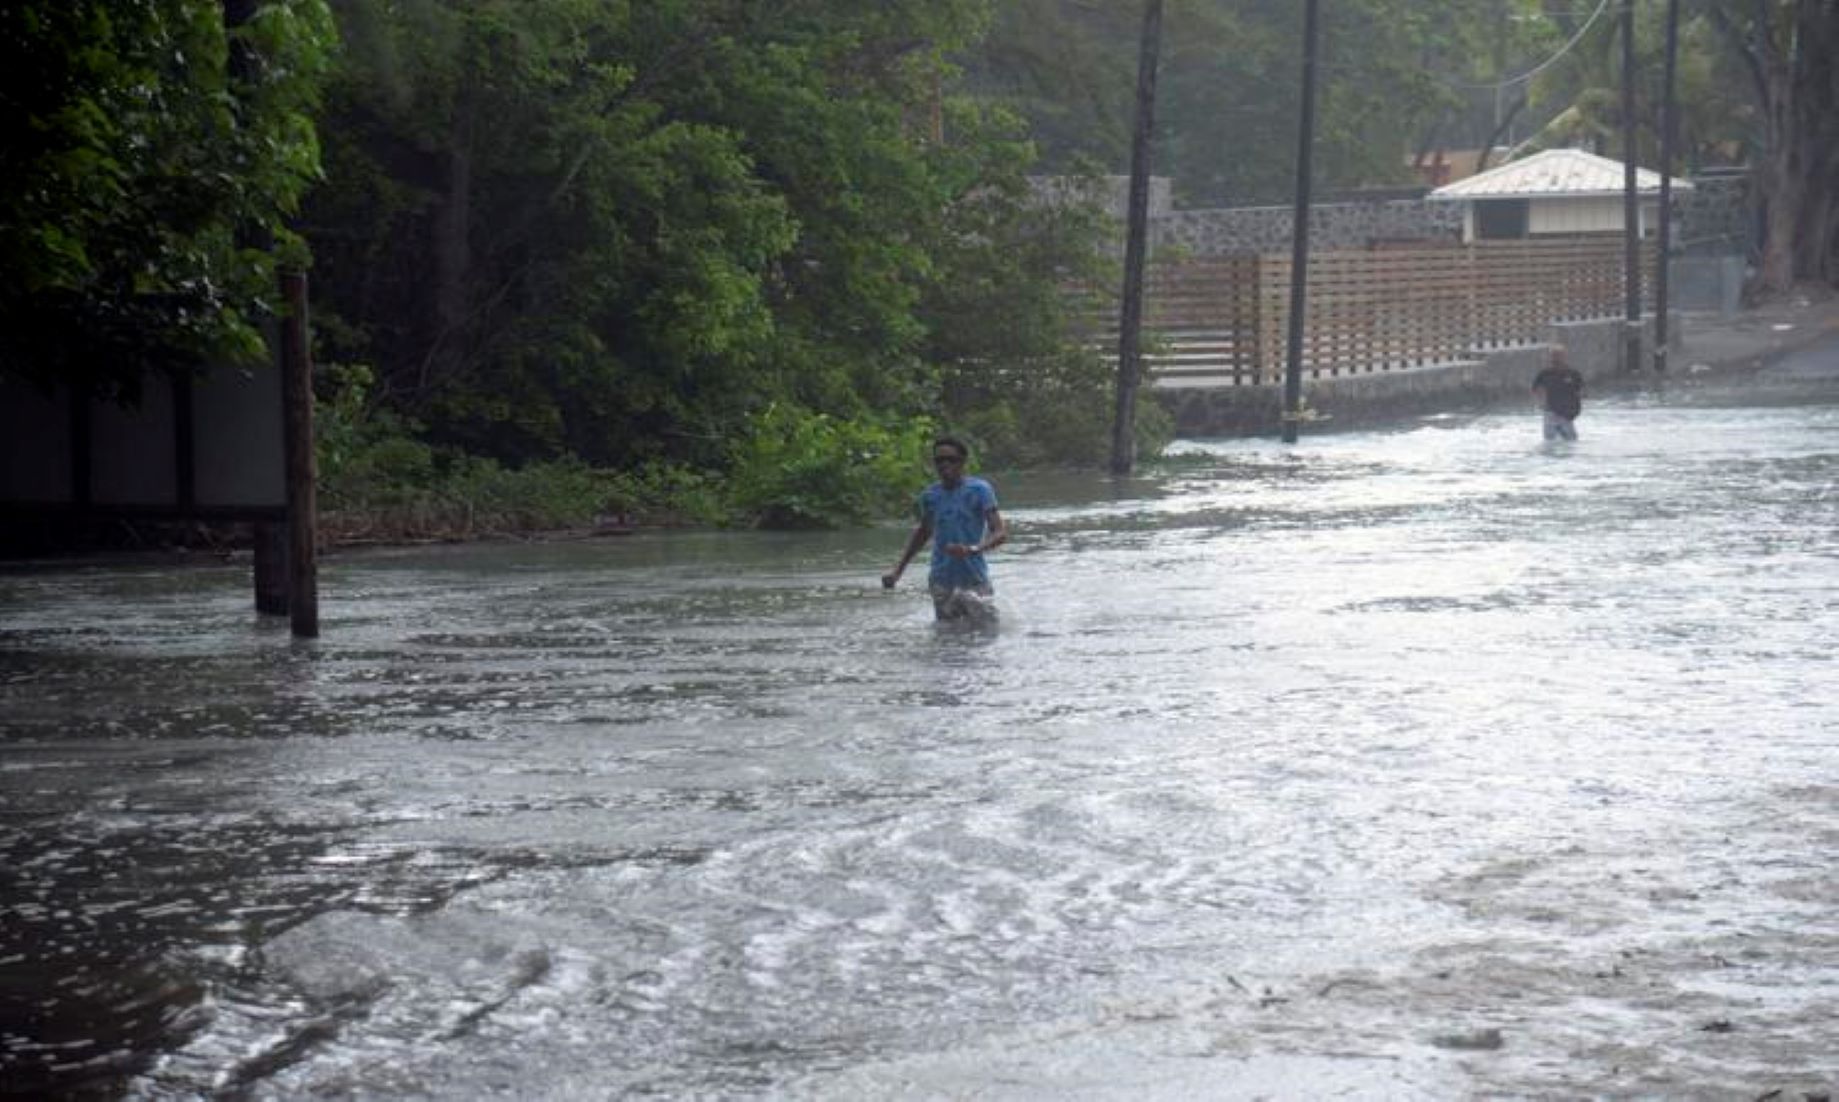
[1668,255,1744,316]
[1154,315,1672,438]
[0,367,284,511]
[0,377,72,501]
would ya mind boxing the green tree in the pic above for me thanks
[307,0,1124,502]
[1513,0,1723,165]
[1705,0,1839,292]
[1510,0,1838,293]
[0,0,334,399]
[966,0,1521,206]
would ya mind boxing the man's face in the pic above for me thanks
[932,448,966,486]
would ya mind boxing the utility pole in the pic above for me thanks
[1620,0,1643,374]
[1282,0,1322,444]
[1653,0,1680,373]
[280,271,319,638]
[1111,0,1164,476]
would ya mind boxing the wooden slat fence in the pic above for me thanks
[1086,236,1657,386]
[1081,256,1265,384]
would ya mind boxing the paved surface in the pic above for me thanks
[1675,289,1839,376]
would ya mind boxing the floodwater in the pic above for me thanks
[3,377,1837,1099]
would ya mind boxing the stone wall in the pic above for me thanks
[1150,175,1751,260]
[1151,200,1462,256]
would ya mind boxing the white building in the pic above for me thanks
[1429,148,1692,244]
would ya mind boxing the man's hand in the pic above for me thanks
[881,570,901,589]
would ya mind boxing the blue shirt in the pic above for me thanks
[919,477,997,589]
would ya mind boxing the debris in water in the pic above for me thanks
[1430,1027,1504,1051]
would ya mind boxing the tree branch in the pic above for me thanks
[1708,3,1772,119]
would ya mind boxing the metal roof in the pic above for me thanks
[1428,148,1693,201]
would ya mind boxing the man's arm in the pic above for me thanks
[883,522,931,588]
[978,508,1007,554]
[945,507,1006,558]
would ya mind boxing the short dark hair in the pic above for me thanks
[932,436,969,460]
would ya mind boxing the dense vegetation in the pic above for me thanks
[0,0,332,400]
[306,0,1198,532]
[3,1,1835,535]
[306,0,1137,529]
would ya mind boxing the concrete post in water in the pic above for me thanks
[1653,0,1680,374]
[280,271,319,637]
[1282,0,1322,444]
[1110,0,1164,477]
[1620,0,1643,374]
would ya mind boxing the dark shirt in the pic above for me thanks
[1533,365,1584,419]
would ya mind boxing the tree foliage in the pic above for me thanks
[0,0,334,399]
[1507,0,1839,294]
[306,0,1115,497]
[966,0,1516,206]
[1701,0,1839,292]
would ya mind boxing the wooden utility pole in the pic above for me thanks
[280,271,319,638]
[1282,0,1322,444]
[1110,0,1164,476]
[1620,0,1643,374]
[1653,0,1680,373]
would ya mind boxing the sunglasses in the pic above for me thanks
[932,454,965,466]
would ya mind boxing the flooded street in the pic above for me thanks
[4,379,1837,1098]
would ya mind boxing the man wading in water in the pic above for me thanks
[1533,347,1585,442]
[882,437,1007,621]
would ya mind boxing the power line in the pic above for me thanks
[1317,0,1614,91]
[1450,0,1614,90]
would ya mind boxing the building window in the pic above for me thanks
[1475,199,1530,239]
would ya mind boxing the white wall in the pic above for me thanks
[1529,197,1657,236]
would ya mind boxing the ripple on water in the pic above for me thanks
[3,395,1837,1096]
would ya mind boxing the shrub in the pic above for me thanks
[726,404,934,529]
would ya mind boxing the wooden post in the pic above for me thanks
[1282,0,1322,443]
[1620,0,1643,374]
[1237,256,1258,385]
[1653,0,1679,373]
[1110,0,1164,476]
[280,271,319,637]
